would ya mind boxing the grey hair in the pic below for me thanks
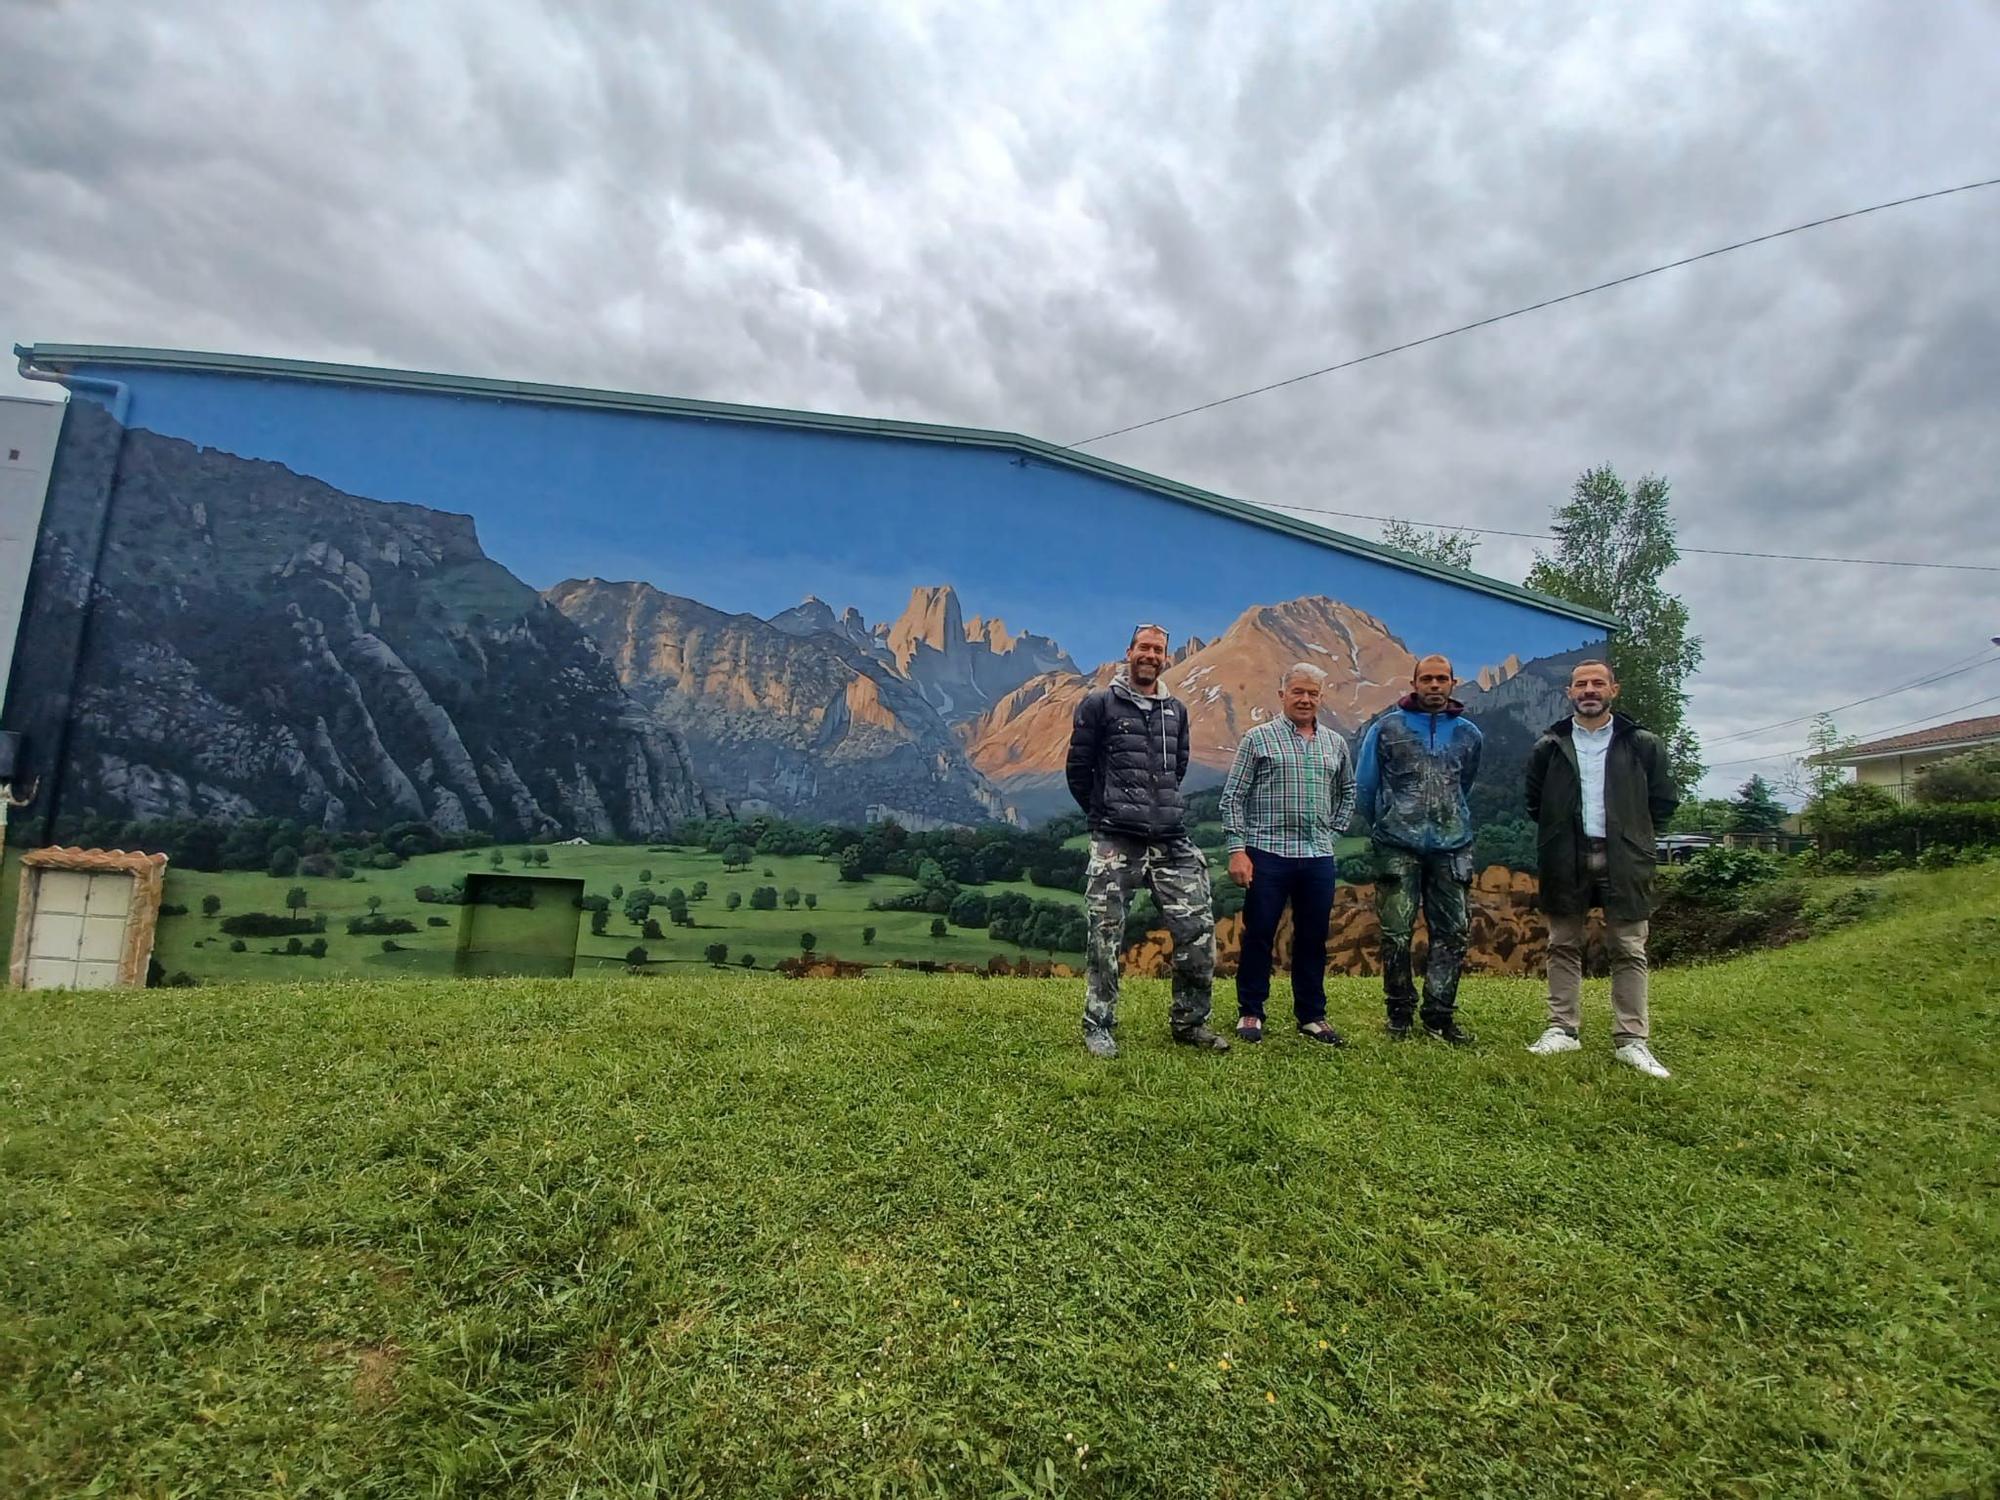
[1280,661,1328,691]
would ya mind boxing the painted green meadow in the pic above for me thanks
[2,865,1995,1496]
[137,842,1091,983]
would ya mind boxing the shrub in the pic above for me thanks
[625,946,650,967]
[306,937,328,959]
[381,939,403,953]
[346,914,420,936]
[1676,847,1781,902]
[1917,844,1959,871]
[229,938,247,953]
[427,915,450,928]
[157,903,189,917]
[220,912,318,938]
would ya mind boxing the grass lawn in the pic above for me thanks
[2,866,1995,1496]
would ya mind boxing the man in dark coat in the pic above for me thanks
[1065,623,1226,1059]
[1523,659,1679,1078]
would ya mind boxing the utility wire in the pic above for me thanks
[1066,176,2000,449]
[1252,498,2000,573]
[1705,651,2000,746]
[1703,690,2000,773]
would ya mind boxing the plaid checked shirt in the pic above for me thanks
[1219,718,1358,858]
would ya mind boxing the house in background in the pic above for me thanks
[1816,715,2000,803]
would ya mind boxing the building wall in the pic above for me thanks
[0,397,65,714]
[2,359,1606,984]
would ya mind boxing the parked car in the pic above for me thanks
[1656,834,1717,863]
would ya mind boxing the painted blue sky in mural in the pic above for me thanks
[76,366,1598,673]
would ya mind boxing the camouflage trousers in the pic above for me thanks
[1373,845,1473,1027]
[1083,833,1215,1040]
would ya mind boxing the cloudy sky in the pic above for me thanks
[5,0,1996,800]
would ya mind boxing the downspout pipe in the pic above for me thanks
[8,349,135,844]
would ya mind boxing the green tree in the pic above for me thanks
[862,925,876,946]
[284,886,308,914]
[1790,713,1857,816]
[800,931,817,954]
[803,892,817,910]
[1666,798,1735,835]
[750,886,779,911]
[1380,518,1479,570]
[704,942,729,967]
[625,946,649,967]
[518,847,535,866]
[739,952,756,968]
[532,849,549,867]
[1913,746,2000,805]
[306,937,328,959]
[783,887,801,909]
[366,895,383,915]
[929,916,947,939]
[690,880,708,900]
[839,846,866,882]
[1524,465,1704,791]
[610,883,624,899]
[1730,775,1788,835]
[639,868,653,883]
[489,850,505,870]
[267,846,300,878]
[725,891,742,911]
[590,908,609,936]
[1807,781,1896,827]
[723,843,753,870]
[201,894,221,918]
[643,918,665,941]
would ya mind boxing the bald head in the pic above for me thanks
[1412,655,1455,712]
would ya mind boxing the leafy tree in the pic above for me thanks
[306,937,328,959]
[366,895,383,915]
[750,886,779,911]
[739,953,756,968]
[1791,713,1856,811]
[783,887,801,909]
[267,846,300,878]
[229,938,247,953]
[803,892,817,910]
[723,843,753,870]
[1806,780,1896,827]
[532,849,549,867]
[1913,746,2000,805]
[519,847,535,866]
[725,891,742,911]
[839,846,866,882]
[590,909,609,936]
[489,850,506,870]
[625,946,649,967]
[201,894,221,918]
[1524,465,1704,791]
[690,880,708,900]
[639,868,654,883]
[929,917,947,939]
[611,883,624,899]
[643,918,665,941]
[862,925,876,946]
[1380,518,1479,570]
[800,931,817,954]
[1666,798,1735,836]
[284,886,308,914]
[1729,775,1788,835]
[284,937,303,955]
[704,942,729,967]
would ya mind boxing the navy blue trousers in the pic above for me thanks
[1234,849,1337,1027]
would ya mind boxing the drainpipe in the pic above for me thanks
[9,350,134,844]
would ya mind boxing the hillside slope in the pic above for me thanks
[3,866,1995,1496]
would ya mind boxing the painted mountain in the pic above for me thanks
[954,597,1427,820]
[8,403,707,839]
[546,580,1012,827]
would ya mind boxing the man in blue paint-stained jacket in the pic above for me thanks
[1064,623,1228,1060]
[1219,662,1358,1047]
[1353,654,1483,1044]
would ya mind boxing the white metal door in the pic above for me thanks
[25,869,134,989]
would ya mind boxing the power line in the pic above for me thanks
[1065,176,2000,450]
[1705,650,2000,746]
[1703,690,2000,773]
[1251,498,2000,573]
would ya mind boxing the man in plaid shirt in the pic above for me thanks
[1219,662,1358,1045]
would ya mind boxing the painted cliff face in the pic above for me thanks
[7,368,1602,842]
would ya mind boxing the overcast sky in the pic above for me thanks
[5,0,1996,801]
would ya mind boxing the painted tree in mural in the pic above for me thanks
[1525,466,1704,792]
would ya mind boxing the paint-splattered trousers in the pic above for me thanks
[1083,833,1215,1040]
[1373,844,1472,1028]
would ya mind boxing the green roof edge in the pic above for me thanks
[15,341,1619,631]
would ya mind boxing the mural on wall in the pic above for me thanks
[2,359,1606,984]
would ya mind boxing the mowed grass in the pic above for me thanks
[2,868,1996,1497]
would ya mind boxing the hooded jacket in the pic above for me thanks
[1066,678,1192,840]
[1524,712,1679,920]
[1354,695,1483,853]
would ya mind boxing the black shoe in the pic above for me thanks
[1297,1022,1346,1047]
[1386,1016,1413,1040]
[1423,1019,1475,1046]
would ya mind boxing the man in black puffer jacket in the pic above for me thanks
[1065,623,1226,1058]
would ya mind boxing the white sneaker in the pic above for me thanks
[1526,1026,1581,1056]
[1613,1040,1671,1079]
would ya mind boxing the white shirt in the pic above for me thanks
[1574,718,1614,837]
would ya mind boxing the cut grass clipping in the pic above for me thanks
[2,865,1995,1496]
